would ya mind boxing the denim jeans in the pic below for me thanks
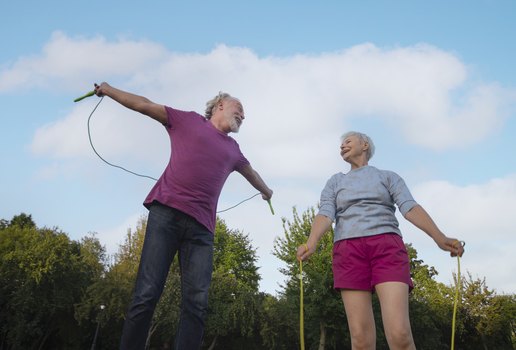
[119,202,214,350]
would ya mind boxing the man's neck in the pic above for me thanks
[209,118,230,134]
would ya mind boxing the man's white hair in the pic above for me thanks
[204,92,238,119]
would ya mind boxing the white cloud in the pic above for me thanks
[32,103,94,158]
[400,174,516,294]
[31,97,169,177]
[13,34,512,174]
[0,31,168,92]
[5,33,515,294]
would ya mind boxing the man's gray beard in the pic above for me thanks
[230,120,240,133]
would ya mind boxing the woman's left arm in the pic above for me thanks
[404,205,464,257]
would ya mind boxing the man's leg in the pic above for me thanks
[120,203,182,350]
[174,219,214,350]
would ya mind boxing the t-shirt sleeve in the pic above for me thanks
[317,175,337,221]
[165,106,201,128]
[387,171,418,215]
[234,148,250,172]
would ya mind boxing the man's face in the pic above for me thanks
[223,99,245,133]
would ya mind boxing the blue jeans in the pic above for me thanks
[119,202,214,350]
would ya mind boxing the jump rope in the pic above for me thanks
[74,90,275,215]
[76,90,464,350]
[451,240,466,350]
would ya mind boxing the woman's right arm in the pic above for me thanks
[296,214,333,261]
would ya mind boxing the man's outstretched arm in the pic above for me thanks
[95,82,168,124]
[238,164,273,200]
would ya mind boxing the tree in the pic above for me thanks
[406,244,453,349]
[273,206,348,350]
[75,216,148,349]
[202,219,263,349]
[8,212,36,229]
[0,214,106,349]
[3,211,514,350]
[258,293,298,350]
[459,274,516,349]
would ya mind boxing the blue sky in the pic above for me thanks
[2,0,515,296]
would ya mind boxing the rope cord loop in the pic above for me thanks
[451,240,465,350]
[87,97,158,182]
[216,193,261,213]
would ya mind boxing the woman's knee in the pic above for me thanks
[385,326,414,349]
[349,326,376,350]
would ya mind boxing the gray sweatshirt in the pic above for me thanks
[318,165,418,242]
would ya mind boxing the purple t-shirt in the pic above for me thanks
[144,106,250,232]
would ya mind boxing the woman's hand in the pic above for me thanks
[296,243,315,261]
[436,236,465,257]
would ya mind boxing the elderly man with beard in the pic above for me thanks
[94,83,273,350]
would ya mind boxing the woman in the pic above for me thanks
[297,131,464,350]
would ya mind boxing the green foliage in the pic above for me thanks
[258,293,298,350]
[406,244,453,349]
[8,212,36,229]
[2,211,515,350]
[0,214,106,349]
[212,219,260,291]
[273,206,349,350]
[75,216,148,349]
[202,218,263,349]
[457,274,516,349]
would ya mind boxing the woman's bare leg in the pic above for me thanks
[341,289,376,350]
[375,282,416,350]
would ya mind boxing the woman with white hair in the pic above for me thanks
[297,131,464,350]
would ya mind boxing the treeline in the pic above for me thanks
[0,210,514,350]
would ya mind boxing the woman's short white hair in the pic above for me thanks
[204,91,238,119]
[340,131,375,161]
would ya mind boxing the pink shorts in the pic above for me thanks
[332,233,413,292]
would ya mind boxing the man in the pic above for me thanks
[94,83,273,350]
